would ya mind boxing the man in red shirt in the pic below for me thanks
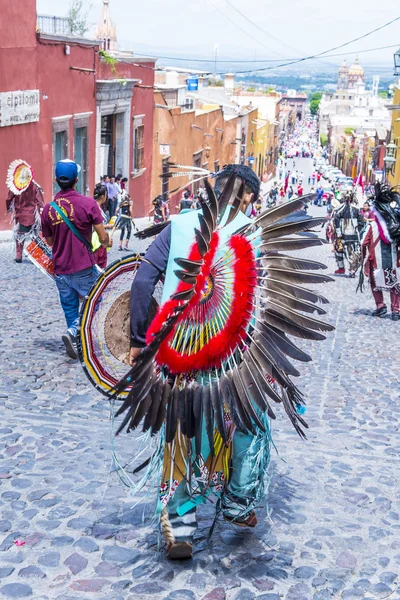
[41,160,112,358]
[297,184,304,197]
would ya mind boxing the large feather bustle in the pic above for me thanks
[260,266,334,285]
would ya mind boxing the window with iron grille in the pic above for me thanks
[134,125,145,170]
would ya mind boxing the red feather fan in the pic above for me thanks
[146,232,257,373]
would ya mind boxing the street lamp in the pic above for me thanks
[383,141,397,179]
[394,47,400,77]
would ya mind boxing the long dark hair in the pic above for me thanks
[94,183,107,201]
[373,183,400,242]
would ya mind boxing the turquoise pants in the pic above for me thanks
[165,423,271,543]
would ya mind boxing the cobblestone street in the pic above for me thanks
[1,206,400,600]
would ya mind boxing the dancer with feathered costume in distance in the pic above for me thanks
[5,160,44,263]
[360,183,400,320]
[104,164,334,559]
[333,189,364,277]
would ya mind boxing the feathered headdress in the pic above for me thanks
[6,160,34,195]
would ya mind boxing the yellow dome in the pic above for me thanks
[349,57,364,75]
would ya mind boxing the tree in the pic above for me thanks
[67,0,92,36]
[378,90,388,99]
[309,92,323,115]
[320,134,328,147]
[247,86,256,92]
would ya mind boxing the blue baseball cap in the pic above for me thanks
[55,159,81,182]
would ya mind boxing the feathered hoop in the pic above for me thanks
[6,159,34,195]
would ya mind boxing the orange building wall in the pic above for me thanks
[150,92,238,215]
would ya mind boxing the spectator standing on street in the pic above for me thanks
[291,170,297,185]
[288,185,294,200]
[106,175,119,218]
[316,186,324,207]
[298,171,304,184]
[312,172,316,185]
[41,160,112,359]
[297,183,304,197]
[317,172,321,183]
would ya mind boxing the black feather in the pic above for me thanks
[199,196,216,233]
[257,323,312,363]
[115,363,155,418]
[174,270,197,285]
[239,359,276,419]
[259,286,326,315]
[227,370,255,434]
[220,373,248,434]
[216,171,238,224]
[264,278,329,305]
[261,217,327,240]
[231,368,266,432]
[262,267,334,285]
[134,221,169,239]
[224,182,245,227]
[198,213,212,243]
[174,257,203,274]
[129,391,153,431]
[281,388,308,439]
[203,384,215,456]
[254,331,300,376]
[185,384,196,439]
[261,254,327,271]
[152,382,171,434]
[204,179,219,225]
[171,286,195,301]
[142,379,163,432]
[260,237,327,252]
[263,309,326,340]
[243,349,283,405]
[178,386,187,436]
[193,384,204,457]
[255,197,305,228]
[195,227,209,257]
[211,381,227,443]
[264,301,334,332]
[165,384,179,443]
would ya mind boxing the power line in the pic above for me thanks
[205,0,283,58]
[221,0,313,59]
[132,43,399,65]
[226,15,400,74]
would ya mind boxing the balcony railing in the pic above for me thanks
[37,15,72,36]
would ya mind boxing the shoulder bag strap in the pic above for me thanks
[50,201,93,252]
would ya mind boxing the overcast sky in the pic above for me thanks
[36,0,400,72]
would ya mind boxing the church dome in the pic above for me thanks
[349,56,364,76]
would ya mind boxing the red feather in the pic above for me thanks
[146,233,256,373]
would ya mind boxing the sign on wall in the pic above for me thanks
[0,90,40,127]
[160,144,170,155]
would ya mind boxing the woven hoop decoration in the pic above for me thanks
[77,254,164,399]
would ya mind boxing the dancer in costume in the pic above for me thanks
[360,184,400,320]
[333,191,364,277]
[5,160,44,263]
[105,163,334,560]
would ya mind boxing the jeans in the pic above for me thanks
[110,198,118,218]
[55,266,99,337]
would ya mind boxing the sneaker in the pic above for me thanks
[334,268,345,275]
[348,271,355,278]
[15,258,22,263]
[123,247,130,251]
[392,312,400,321]
[118,247,123,251]
[166,541,193,560]
[224,510,258,528]
[62,332,78,359]
[372,306,387,318]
